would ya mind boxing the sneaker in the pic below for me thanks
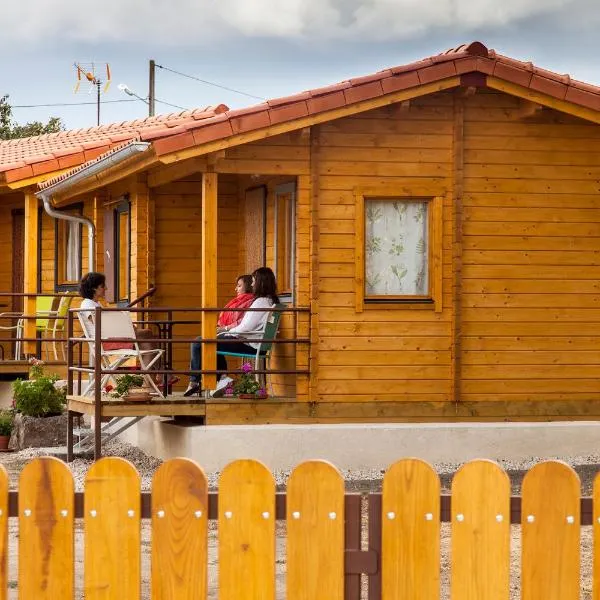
[210,376,233,398]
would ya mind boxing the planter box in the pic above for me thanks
[9,413,68,450]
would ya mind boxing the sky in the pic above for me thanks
[1,0,599,131]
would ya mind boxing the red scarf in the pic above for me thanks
[218,293,255,327]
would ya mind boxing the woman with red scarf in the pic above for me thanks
[217,275,255,333]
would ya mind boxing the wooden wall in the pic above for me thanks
[461,89,600,403]
[311,94,454,403]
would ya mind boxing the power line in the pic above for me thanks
[12,99,137,108]
[155,63,265,101]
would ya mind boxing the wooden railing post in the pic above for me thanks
[23,192,39,356]
[201,171,218,391]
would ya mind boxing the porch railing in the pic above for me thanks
[66,304,311,405]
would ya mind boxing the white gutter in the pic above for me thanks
[36,141,150,272]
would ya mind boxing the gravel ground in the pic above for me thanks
[2,441,600,598]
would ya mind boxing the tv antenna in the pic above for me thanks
[73,62,111,126]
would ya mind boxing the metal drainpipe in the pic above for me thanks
[38,192,96,273]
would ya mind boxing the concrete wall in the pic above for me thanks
[119,418,600,472]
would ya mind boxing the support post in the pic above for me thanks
[201,171,218,391]
[23,192,39,356]
[94,307,102,460]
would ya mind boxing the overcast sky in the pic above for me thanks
[1,0,599,131]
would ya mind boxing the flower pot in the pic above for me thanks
[122,389,152,402]
[238,393,268,400]
[0,435,10,451]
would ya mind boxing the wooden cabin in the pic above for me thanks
[4,40,600,423]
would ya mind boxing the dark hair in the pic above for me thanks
[237,275,253,294]
[79,272,106,300]
[252,267,279,304]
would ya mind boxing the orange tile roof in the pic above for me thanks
[16,41,600,190]
[0,105,228,184]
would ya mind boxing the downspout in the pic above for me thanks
[35,141,151,273]
[38,191,97,272]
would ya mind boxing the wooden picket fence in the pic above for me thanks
[0,456,596,599]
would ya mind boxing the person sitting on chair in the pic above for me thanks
[184,267,279,397]
[217,274,255,333]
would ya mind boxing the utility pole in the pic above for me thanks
[96,79,101,125]
[148,59,156,117]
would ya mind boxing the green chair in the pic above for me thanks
[216,304,284,397]
[35,296,59,360]
[50,293,77,360]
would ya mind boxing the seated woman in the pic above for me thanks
[184,267,279,397]
[78,272,174,389]
[217,274,255,333]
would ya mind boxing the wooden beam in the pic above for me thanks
[23,192,38,356]
[487,77,600,124]
[451,93,465,406]
[147,157,206,188]
[6,169,72,190]
[158,77,462,164]
[201,171,218,390]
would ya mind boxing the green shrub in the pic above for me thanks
[12,360,66,417]
[0,410,13,436]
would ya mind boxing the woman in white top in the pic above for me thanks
[184,267,279,397]
[79,272,106,339]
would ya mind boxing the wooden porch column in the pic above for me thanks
[201,171,218,390]
[23,192,39,356]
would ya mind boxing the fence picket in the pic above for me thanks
[451,460,510,600]
[381,458,440,600]
[287,460,344,600]
[522,460,580,600]
[0,463,6,600]
[219,459,275,600]
[84,457,141,600]
[18,457,74,599]
[151,458,208,600]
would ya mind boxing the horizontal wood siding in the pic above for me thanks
[314,94,454,402]
[461,89,600,402]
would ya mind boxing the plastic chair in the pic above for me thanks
[216,304,284,396]
[49,293,76,360]
[77,309,165,398]
[0,313,24,360]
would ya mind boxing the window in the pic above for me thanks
[54,204,82,291]
[355,192,442,311]
[273,182,296,302]
[114,201,131,304]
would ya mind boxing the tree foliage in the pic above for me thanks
[0,94,64,140]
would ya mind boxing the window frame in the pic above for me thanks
[273,181,296,305]
[114,199,131,306]
[354,189,443,313]
[54,202,83,292]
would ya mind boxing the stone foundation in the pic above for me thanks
[9,413,68,450]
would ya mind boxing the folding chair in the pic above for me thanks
[77,310,165,398]
[216,304,284,397]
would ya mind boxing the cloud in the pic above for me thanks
[0,0,594,46]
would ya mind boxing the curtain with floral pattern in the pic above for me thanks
[365,199,428,296]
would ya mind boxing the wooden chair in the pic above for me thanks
[216,304,284,396]
[77,309,165,398]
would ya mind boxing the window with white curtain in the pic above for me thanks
[364,199,429,297]
[55,204,82,291]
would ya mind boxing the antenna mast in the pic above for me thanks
[73,62,111,126]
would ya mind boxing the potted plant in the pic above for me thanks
[0,410,13,450]
[10,359,67,450]
[109,374,150,401]
[229,363,268,399]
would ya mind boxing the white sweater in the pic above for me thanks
[227,297,275,348]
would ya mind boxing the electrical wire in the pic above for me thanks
[155,63,265,101]
[12,99,138,108]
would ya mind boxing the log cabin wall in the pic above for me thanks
[461,89,600,404]
[312,92,454,403]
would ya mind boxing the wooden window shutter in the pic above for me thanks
[103,208,115,303]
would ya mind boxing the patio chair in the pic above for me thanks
[48,292,77,361]
[77,309,165,398]
[216,304,284,397]
[0,295,57,361]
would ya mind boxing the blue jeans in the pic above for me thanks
[189,336,262,383]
